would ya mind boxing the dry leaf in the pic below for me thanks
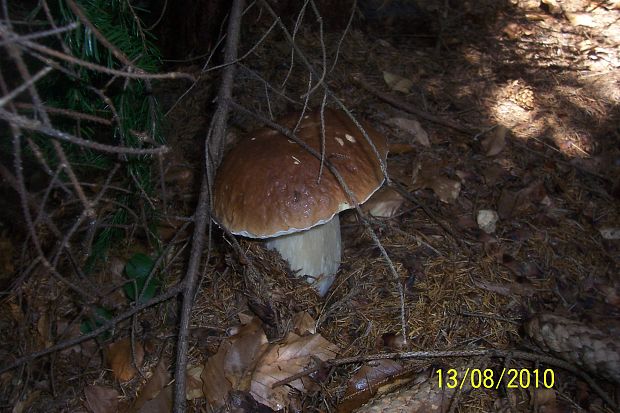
[339,360,407,412]
[386,118,430,147]
[428,176,461,203]
[186,365,204,400]
[201,317,269,409]
[292,311,316,335]
[383,71,413,93]
[530,387,557,407]
[497,180,546,219]
[84,385,119,413]
[251,332,339,410]
[201,339,232,408]
[223,317,269,388]
[106,338,144,382]
[132,358,171,412]
[481,125,507,156]
[227,390,276,412]
[135,387,171,413]
[362,187,405,218]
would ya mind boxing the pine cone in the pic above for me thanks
[525,313,620,383]
[353,372,470,413]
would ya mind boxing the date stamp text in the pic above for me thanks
[436,368,555,390]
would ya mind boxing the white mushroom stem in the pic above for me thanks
[265,215,341,296]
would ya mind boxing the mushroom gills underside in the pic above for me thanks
[264,215,341,296]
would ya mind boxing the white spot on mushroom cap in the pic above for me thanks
[335,137,344,146]
[291,155,301,165]
[345,133,356,143]
[250,137,256,141]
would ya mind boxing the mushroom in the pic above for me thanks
[213,108,388,296]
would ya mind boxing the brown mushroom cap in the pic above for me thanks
[213,108,388,238]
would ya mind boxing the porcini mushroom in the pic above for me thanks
[213,109,388,296]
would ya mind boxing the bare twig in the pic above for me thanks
[15,37,194,81]
[0,22,78,47]
[350,72,474,135]
[15,102,112,124]
[172,1,245,411]
[0,283,184,375]
[0,108,169,155]
[0,66,52,108]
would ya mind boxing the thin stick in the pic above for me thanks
[0,66,52,108]
[0,108,168,155]
[0,283,184,375]
[350,72,474,135]
[172,1,245,411]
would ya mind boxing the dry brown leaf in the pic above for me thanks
[201,339,232,408]
[339,360,407,412]
[383,71,413,93]
[386,118,430,147]
[428,176,461,203]
[201,317,269,409]
[530,387,557,407]
[84,385,119,413]
[481,125,508,156]
[292,311,316,335]
[497,180,546,219]
[251,332,339,410]
[131,358,171,413]
[135,386,171,413]
[186,365,204,400]
[362,187,405,218]
[106,338,144,382]
[223,317,269,388]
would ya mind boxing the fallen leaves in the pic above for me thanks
[383,71,413,94]
[481,125,508,156]
[131,358,172,413]
[386,117,430,147]
[201,312,339,411]
[84,385,119,413]
[362,187,405,218]
[497,180,547,219]
[106,338,144,382]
